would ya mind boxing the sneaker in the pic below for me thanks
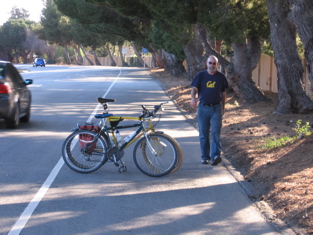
[201,159,209,164]
[211,156,222,166]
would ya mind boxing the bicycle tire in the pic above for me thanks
[167,135,183,174]
[133,133,179,177]
[62,130,109,173]
[140,133,183,174]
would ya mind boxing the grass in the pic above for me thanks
[261,135,297,149]
[260,120,311,150]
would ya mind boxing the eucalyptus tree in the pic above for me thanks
[0,6,37,63]
[69,19,113,66]
[32,23,58,61]
[200,0,271,103]
[266,0,313,113]
[140,0,271,103]
[289,0,313,93]
[55,0,149,66]
[41,0,73,64]
[66,0,269,103]
[0,19,28,63]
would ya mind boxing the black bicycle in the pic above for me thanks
[61,98,183,177]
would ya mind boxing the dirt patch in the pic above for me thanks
[151,68,313,234]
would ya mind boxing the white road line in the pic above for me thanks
[8,69,122,235]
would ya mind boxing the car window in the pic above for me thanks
[7,64,25,87]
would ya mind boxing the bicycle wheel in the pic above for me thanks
[167,135,184,174]
[62,130,109,173]
[133,133,179,177]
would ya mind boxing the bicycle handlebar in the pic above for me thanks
[140,101,168,119]
[97,97,168,119]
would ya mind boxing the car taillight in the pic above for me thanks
[0,83,11,93]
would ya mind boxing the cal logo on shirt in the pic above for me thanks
[206,81,216,88]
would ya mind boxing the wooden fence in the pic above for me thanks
[252,54,312,97]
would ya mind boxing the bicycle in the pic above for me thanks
[61,97,183,177]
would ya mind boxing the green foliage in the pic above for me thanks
[149,21,186,59]
[0,19,28,52]
[261,136,297,149]
[56,0,143,42]
[199,0,270,44]
[96,47,108,57]
[54,0,272,63]
[55,45,65,60]
[293,120,311,138]
[41,0,73,46]
[47,0,307,70]
[260,119,311,150]
[262,41,274,57]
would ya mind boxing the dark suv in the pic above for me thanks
[0,61,33,128]
[33,58,46,67]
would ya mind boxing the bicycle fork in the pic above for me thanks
[143,132,158,156]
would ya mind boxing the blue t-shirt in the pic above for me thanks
[191,70,228,104]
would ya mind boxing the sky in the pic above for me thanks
[0,0,45,25]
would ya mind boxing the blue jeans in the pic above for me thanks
[197,103,222,161]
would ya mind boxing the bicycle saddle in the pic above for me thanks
[98,97,116,104]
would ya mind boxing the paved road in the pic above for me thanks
[0,65,283,234]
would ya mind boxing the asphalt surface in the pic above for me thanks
[0,65,291,235]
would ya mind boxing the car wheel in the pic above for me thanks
[20,103,31,123]
[5,104,20,129]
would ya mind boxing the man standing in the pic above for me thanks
[190,55,228,165]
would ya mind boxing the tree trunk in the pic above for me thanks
[92,50,101,65]
[118,44,128,67]
[14,50,19,63]
[105,44,116,66]
[7,52,14,62]
[162,50,185,76]
[22,49,31,64]
[150,45,164,68]
[80,45,94,65]
[195,24,269,103]
[183,26,223,80]
[289,0,313,92]
[183,25,207,80]
[183,42,205,80]
[45,44,56,63]
[131,41,148,68]
[229,40,270,104]
[266,0,313,113]
[73,44,83,65]
[63,45,71,64]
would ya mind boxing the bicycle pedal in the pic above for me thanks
[118,166,127,173]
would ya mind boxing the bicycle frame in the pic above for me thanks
[97,114,158,151]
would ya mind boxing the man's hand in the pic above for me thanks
[190,87,198,108]
[190,98,198,108]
